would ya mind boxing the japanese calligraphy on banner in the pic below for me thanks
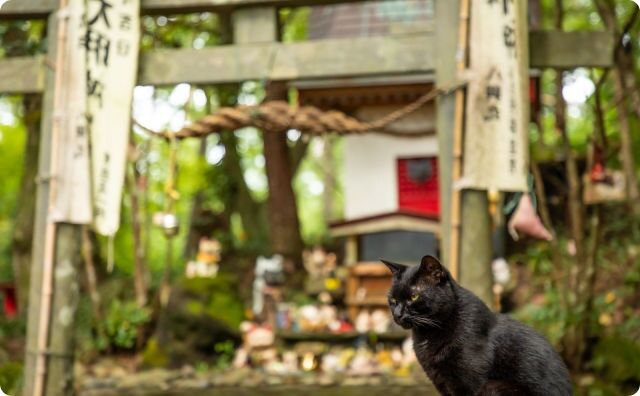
[463,0,529,192]
[85,0,140,235]
[52,0,93,224]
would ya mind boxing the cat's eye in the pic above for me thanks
[410,294,419,302]
[389,297,397,304]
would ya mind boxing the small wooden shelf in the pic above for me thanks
[345,297,389,306]
[346,262,393,321]
[349,262,392,276]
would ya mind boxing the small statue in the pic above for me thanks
[370,309,391,333]
[354,310,371,333]
[252,255,284,316]
[185,237,221,279]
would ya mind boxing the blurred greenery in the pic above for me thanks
[0,361,22,394]
[179,275,245,330]
[213,340,236,371]
[103,300,151,350]
[0,118,26,283]
[511,209,640,394]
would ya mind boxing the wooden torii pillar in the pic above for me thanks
[435,0,503,304]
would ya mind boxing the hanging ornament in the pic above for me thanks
[589,145,606,182]
[583,145,626,204]
[507,194,553,241]
[488,189,501,224]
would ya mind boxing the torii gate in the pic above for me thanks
[0,0,613,394]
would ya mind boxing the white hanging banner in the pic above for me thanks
[84,0,140,235]
[52,0,93,224]
[463,0,529,192]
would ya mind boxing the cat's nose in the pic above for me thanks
[393,305,403,318]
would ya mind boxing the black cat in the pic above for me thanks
[382,255,572,396]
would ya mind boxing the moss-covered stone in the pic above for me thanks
[178,274,245,329]
[141,337,170,368]
[151,275,243,367]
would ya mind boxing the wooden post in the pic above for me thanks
[435,0,493,304]
[345,235,358,266]
[23,8,82,395]
[12,93,41,313]
[459,192,493,304]
[44,224,81,396]
[232,7,278,42]
[449,0,469,280]
[435,0,458,269]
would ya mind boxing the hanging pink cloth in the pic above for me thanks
[508,194,553,241]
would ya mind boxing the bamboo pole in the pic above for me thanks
[32,1,69,395]
[448,0,470,280]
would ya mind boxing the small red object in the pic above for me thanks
[590,163,606,182]
[0,284,17,318]
[590,146,607,182]
[338,321,354,332]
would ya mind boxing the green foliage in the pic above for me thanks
[0,20,46,56]
[0,317,25,341]
[511,210,640,392]
[590,336,640,385]
[0,361,22,394]
[141,13,223,50]
[0,111,26,282]
[213,340,235,370]
[103,300,151,350]
[194,360,210,373]
[280,7,311,43]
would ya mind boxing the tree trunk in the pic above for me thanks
[595,0,640,214]
[321,135,336,221]
[263,83,304,265]
[12,93,42,313]
[184,139,209,259]
[289,138,310,175]
[554,0,587,371]
[220,129,269,248]
[80,226,107,343]
[127,146,149,308]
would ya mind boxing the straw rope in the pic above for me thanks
[135,84,464,139]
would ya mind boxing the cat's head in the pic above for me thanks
[382,255,455,330]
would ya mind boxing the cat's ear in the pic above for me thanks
[418,255,448,283]
[381,259,407,277]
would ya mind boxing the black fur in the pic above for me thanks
[382,256,572,396]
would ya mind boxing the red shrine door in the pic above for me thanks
[397,157,440,217]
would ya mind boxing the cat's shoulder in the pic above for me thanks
[489,313,553,349]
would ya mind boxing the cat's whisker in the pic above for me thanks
[412,316,442,329]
